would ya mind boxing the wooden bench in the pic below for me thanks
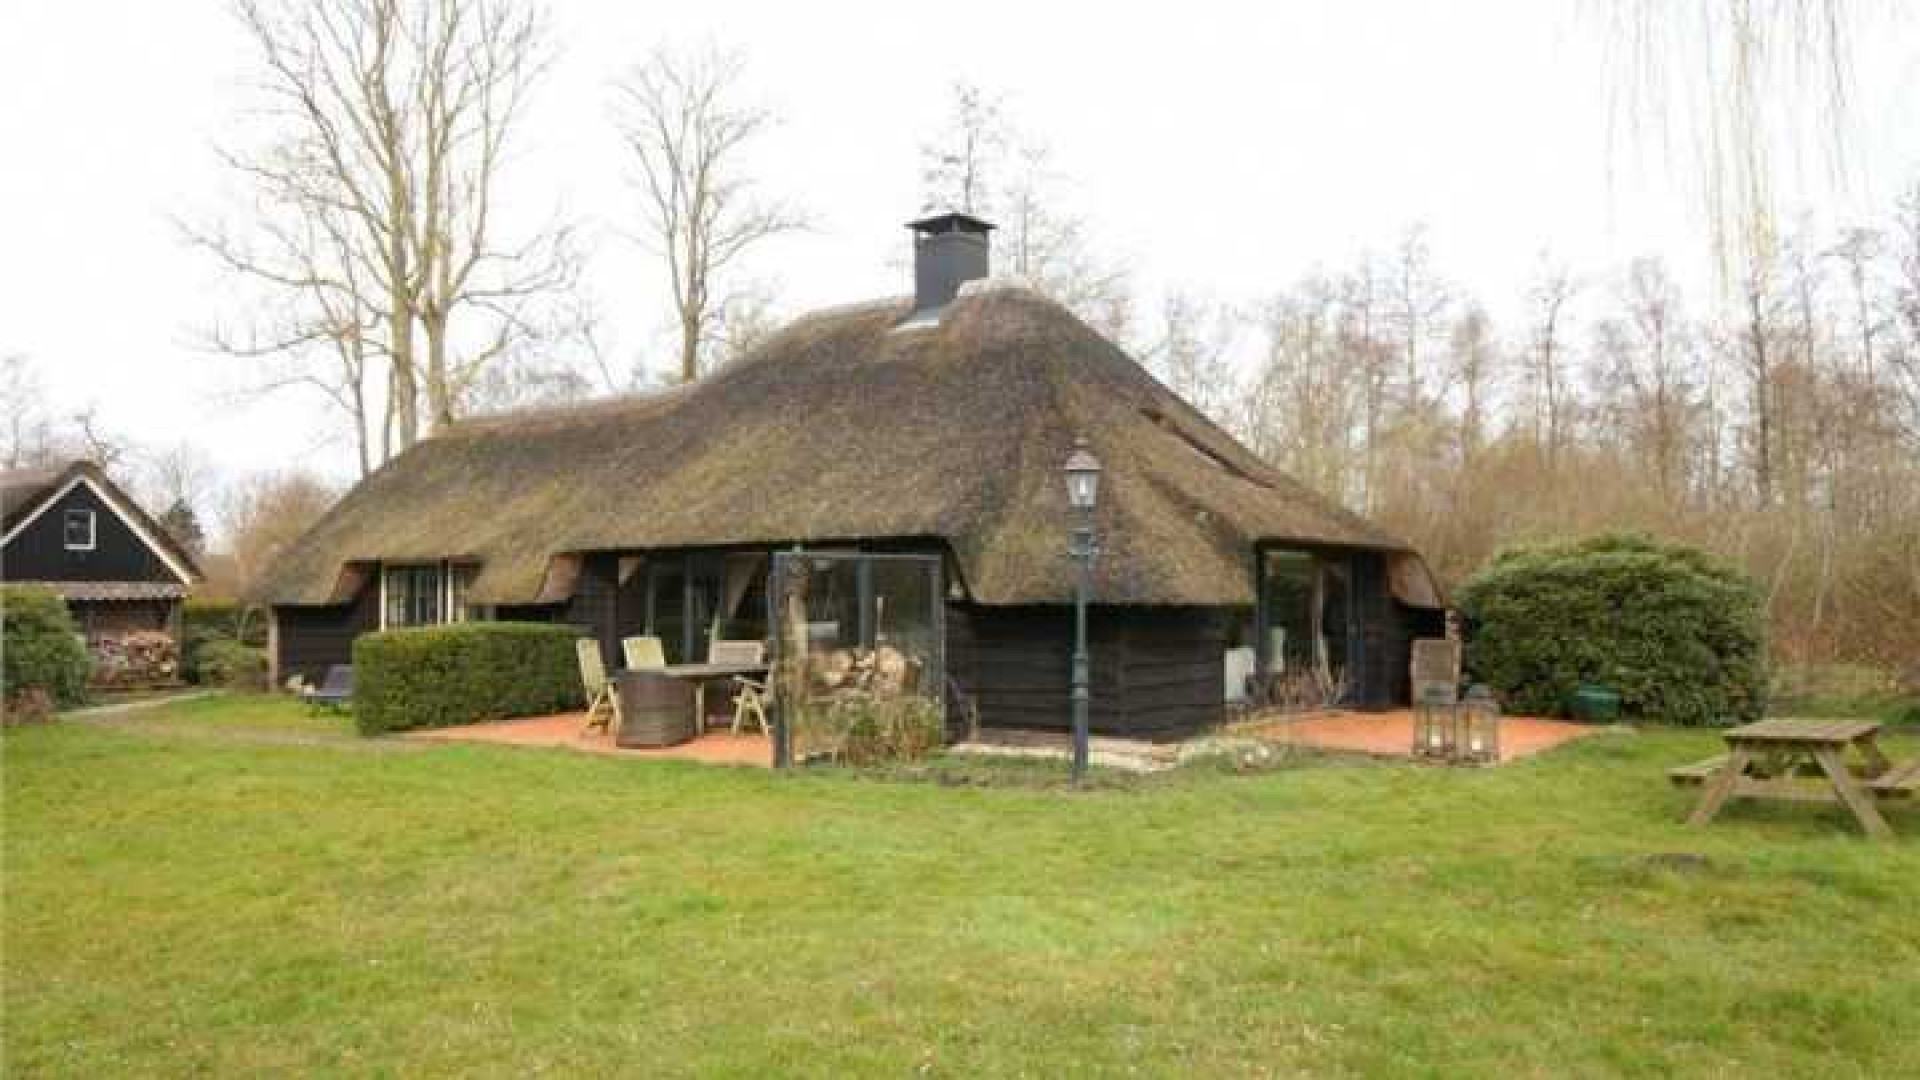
[1667,755,1728,786]
[1868,759,1920,799]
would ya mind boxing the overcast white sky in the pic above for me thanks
[3,1,1916,491]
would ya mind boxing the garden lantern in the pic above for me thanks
[1062,437,1102,782]
[1457,683,1502,765]
[1412,684,1457,760]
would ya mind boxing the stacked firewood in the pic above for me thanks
[90,631,181,687]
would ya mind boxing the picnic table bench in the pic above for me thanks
[1669,717,1909,838]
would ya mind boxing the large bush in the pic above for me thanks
[198,639,269,691]
[2,587,91,710]
[180,599,267,685]
[1456,534,1767,727]
[352,622,586,735]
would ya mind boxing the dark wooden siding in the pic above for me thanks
[561,552,621,665]
[1349,551,1393,710]
[272,584,379,687]
[948,604,1227,739]
[2,483,182,584]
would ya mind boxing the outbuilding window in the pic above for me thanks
[63,509,96,551]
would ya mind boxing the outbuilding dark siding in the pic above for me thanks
[948,603,1228,739]
[3,483,183,584]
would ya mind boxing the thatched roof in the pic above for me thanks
[258,286,1434,608]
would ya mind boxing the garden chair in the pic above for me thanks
[576,639,620,735]
[622,635,666,671]
[730,674,772,736]
[303,665,354,714]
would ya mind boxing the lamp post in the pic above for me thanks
[1063,437,1103,782]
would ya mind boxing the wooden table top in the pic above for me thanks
[654,661,769,680]
[1724,717,1881,745]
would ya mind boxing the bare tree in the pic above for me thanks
[2,354,60,470]
[921,82,1005,216]
[615,45,801,384]
[1383,225,1452,418]
[1338,255,1395,513]
[217,470,338,608]
[197,0,580,468]
[918,85,1134,344]
[1592,258,1697,501]
[1522,259,1578,468]
[1239,276,1363,502]
[1448,305,1499,467]
[1145,291,1237,425]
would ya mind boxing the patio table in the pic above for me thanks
[1681,717,1897,838]
[659,661,771,733]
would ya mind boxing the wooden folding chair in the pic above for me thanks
[622,635,666,671]
[576,639,620,735]
[731,674,772,735]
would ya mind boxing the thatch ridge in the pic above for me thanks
[257,288,1423,608]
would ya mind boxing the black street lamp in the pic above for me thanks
[1063,437,1103,782]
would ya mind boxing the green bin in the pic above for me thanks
[1568,683,1621,723]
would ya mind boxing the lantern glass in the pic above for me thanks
[1458,684,1502,764]
[1412,685,1457,760]
[1063,439,1102,511]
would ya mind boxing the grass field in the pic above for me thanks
[5,694,1918,1077]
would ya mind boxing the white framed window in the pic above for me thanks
[380,561,480,629]
[63,509,96,551]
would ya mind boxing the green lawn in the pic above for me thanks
[5,695,1917,1077]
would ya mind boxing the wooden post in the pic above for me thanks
[1251,543,1269,699]
[265,608,282,691]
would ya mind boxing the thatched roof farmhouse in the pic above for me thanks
[263,214,1443,736]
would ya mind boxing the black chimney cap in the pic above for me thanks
[907,211,996,236]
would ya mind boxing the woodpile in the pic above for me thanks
[89,631,180,687]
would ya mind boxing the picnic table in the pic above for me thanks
[1670,717,1919,838]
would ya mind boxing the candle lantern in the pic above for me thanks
[1456,683,1502,765]
[1409,638,1460,760]
[1413,684,1457,760]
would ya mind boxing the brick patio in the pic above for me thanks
[406,712,773,767]
[1241,708,1600,763]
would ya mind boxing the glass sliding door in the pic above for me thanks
[1257,548,1357,709]
[643,552,740,663]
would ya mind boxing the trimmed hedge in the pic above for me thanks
[352,622,586,735]
[3,586,91,710]
[182,599,268,647]
[1456,534,1767,727]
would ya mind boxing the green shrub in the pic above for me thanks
[2,586,91,709]
[353,622,586,735]
[181,601,266,685]
[197,639,268,691]
[1456,534,1767,727]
